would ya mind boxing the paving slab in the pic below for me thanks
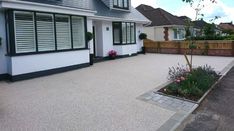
[0,54,233,131]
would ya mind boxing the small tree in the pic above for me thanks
[182,0,217,71]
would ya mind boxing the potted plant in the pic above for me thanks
[108,50,117,60]
[139,33,147,54]
[86,32,93,42]
[139,33,147,40]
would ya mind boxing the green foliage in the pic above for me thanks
[86,32,93,42]
[0,37,2,46]
[189,43,197,49]
[225,35,234,40]
[222,29,234,35]
[165,65,219,100]
[202,43,209,55]
[139,33,147,40]
[204,23,216,37]
[191,35,234,40]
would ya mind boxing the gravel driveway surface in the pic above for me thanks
[0,54,233,131]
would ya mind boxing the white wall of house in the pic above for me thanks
[9,50,89,76]
[155,27,165,41]
[144,27,165,41]
[0,10,8,75]
[144,26,185,41]
[143,27,155,40]
[102,21,114,56]
[136,23,144,52]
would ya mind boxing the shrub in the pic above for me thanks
[168,64,190,81]
[164,64,219,101]
[225,35,234,40]
[139,33,147,40]
[86,32,93,42]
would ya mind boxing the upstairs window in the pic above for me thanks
[113,0,129,9]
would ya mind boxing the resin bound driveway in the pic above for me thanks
[0,54,233,131]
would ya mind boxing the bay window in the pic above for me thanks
[10,10,87,55]
[113,22,136,45]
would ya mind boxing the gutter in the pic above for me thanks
[89,15,151,24]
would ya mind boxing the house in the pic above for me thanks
[0,0,150,81]
[193,19,209,36]
[193,19,222,36]
[219,22,234,35]
[136,4,186,41]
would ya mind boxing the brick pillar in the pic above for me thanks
[164,27,169,41]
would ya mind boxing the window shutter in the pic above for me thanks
[36,13,55,51]
[71,16,85,49]
[14,11,36,53]
[55,15,72,50]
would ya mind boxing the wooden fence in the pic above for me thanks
[144,39,234,56]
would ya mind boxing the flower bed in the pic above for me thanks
[158,64,220,101]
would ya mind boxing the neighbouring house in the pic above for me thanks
[219,22,234,35]
[136,4,186,41]
[193,19,209,36]
[193,19,222,36]
[0,0,150,81]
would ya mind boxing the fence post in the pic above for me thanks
[177,41,181,54]
[232,41,234,56]
[204,41,209,55]
[157,42,161,53]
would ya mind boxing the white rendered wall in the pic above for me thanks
[136,24,144,52]
[143,27,155,40]
[94,21,104,57]
[155,27,165,41]
[0,10,8,75]
[9,50,90,76]
[101,21,114,57]
[143,27,165,41]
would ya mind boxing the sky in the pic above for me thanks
[132,0,234,24]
